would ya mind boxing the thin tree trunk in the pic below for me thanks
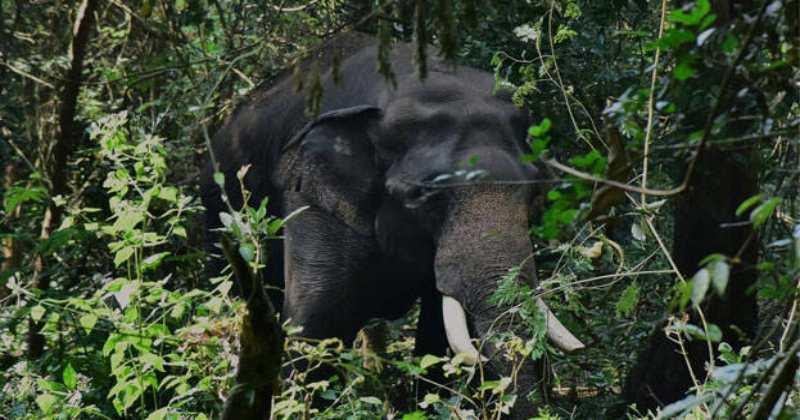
[27,0,98,359]
[219,236,283,420]
[1,162,20,301]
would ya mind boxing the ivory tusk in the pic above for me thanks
[441,295,483,365]
[536,298,586,352]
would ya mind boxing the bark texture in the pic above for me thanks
[27,0,98,359]
[220,236,284,420]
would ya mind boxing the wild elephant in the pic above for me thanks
[201,33,583,418]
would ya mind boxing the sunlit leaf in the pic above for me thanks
[63,363,77,390]
[691,268,710,307]
[709,260,730,296]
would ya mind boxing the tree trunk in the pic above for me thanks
[27,0,98,359]
[625,150,759,410]
[219,236,283,420]
[1,162,20,301]
[624,0,760,410]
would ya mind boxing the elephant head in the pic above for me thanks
[279,73,583,416]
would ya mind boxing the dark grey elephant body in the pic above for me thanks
[202,34,574,418]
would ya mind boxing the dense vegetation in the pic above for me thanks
[1,0,798,418]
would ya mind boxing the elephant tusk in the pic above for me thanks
[442,295,484,366]
[536,298,586,353]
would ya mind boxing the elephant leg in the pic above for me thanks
[414,288,448,357]
[281,204,379,344]
[414,287,449,399]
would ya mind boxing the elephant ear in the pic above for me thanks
[287,106,384,236]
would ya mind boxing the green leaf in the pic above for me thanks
[141,352,165,372]
[722,33,739,53]
[479,380,500,391]
[528,118,552,137]
[402,411,428,420]
[114,246,135,267]
[213,172,225,187]
[709,260,730,296]
[205,297,223,314]
[674,60,696,80]
[674,322,722,342]
[146,408,170,420]
[142,252,170,271]
[36,393,57,414]
[31,305,46,322]
[63,363,77,390]
[420,354,442,369]
[691,268,710,307]
[79,313,98,333]
[615,282,640,317]
[239,244,255,263]
[736,194,763,216]
[359,396,383,405]
[173,225,187,238]
[112,211,144,233]
[668,0,711,26]
[750,197,780,229]
[157,187,178,203]
[655,29,695,49]
[3,186,47,214]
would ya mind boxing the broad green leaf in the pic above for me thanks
[31,305,46,322]
[141,352,165,372]
[691,268,710,307]
[359,396,383,405]
[157,186,178,203]
[239,243,255,263]
[528,118,552,137]
[674,60,696,80]
[112,211,144,233]
[616,282,640,317]
[479,380,500,391]
[114,246,135,267]
[722,33,739,53]
[673,322,722,342]
[63,363,77,390]
[142,252,170,271]
[79,313,98,333]
[736,194,763,216]
[213,172,225,187]
[750,197,780,229]
[173,225,187,238]
[3,186,47,214]
[420,354,442,369]
[709,260,730,296]
[402,410,428,420]
[36,393,57,414]
[146,408,170,420]
[668,0,711,26]
[205,297,223,314]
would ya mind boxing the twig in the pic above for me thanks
[641,0,668,206]
[543,158,684,197]
[0,60,55,89]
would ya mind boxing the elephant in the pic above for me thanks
[201,32,583,418]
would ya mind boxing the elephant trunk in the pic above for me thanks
[433,185,583,417]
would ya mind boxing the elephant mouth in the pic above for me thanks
[441,294,585,365]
